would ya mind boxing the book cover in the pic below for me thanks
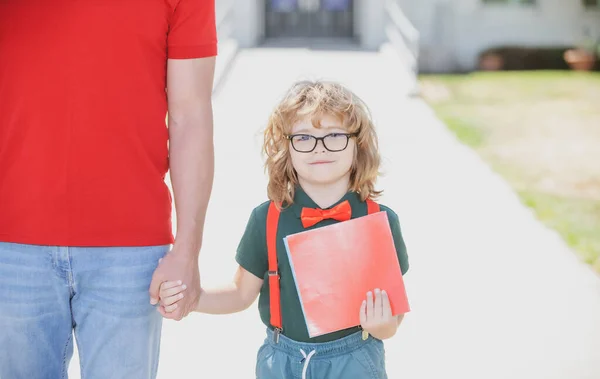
[284,211,410,338]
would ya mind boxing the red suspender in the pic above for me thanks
[266,198,379,343]
[266,202,283,341]
[366,198,380,214]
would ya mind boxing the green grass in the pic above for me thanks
[519,191,600,265]
[420,70,600,273]
[433,106,487,148]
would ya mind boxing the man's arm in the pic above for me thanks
[149,56,216,321]
[167,57,216,253]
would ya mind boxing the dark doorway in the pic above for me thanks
[265,0,354,39]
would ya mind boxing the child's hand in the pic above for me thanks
[359,288,399,340]
[159,280,187,313]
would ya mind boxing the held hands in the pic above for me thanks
[158,280,189,313]
[359,288,399,340]
[148,248,200,321]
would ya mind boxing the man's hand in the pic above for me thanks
[359,288,400,340]
[149,247,200,321]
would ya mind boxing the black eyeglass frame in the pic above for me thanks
[284,132,359,153]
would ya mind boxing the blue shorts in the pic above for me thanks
[256,328,388,379]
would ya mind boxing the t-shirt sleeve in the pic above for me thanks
[235,208,268,279]
[382,206,410,275]
[168,0,218,59]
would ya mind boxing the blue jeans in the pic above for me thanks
[256,328,388,379]
[0,242,169,379]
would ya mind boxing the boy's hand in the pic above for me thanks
[159,280,187,313]
[359,288,399,340]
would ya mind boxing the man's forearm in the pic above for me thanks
[168,104,214,256]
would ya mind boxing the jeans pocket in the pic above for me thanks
[366,339,387,379]
[256,342,271,362]
[255,343,275,378]
[350,340,387,379]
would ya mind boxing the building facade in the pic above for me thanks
[225,0,600,72]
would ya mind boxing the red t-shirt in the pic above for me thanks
[0,1,217,246]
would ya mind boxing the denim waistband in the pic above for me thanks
[265,328,375,359]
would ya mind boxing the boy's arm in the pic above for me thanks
[159,266,262,315]
[195,266,263,314]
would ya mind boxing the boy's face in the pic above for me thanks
[289,114,355,188]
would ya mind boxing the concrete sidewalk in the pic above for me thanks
[70,44,600,379]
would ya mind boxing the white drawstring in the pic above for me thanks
[300,349,317,379]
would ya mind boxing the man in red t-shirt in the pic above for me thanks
[0,1,217,377]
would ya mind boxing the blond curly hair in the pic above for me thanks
[263,80,382,205]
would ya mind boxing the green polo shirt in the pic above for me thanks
[235,187,409,343]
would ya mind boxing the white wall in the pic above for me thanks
[216,0,235,40]
[233,0,264,47]
[356,0,387,49]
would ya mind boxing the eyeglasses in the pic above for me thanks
[285,132,358,153]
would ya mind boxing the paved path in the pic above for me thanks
[70,43,600,379]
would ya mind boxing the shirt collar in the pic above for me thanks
[290,186,360,218]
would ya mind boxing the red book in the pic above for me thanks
[284,211,410,338]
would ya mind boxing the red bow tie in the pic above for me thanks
[300,200,352,228]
